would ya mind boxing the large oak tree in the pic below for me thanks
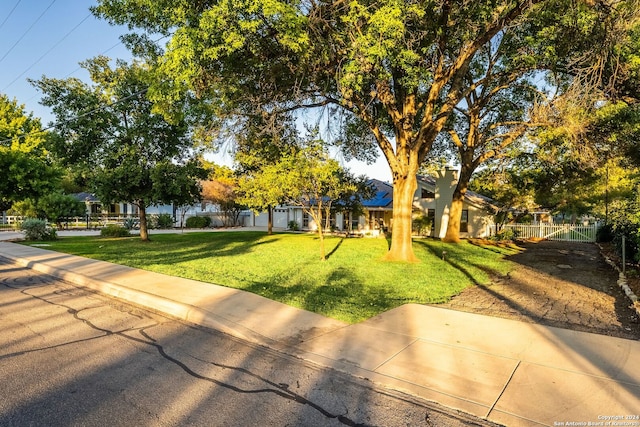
[94,0,615,261]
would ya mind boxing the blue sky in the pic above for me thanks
[0,0,392,180]
[0,0,131,124]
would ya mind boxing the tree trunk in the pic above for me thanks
[443,191,464,243]
[383,174,418,262]
[317,207,325,261]
[267,205,273,235]
[138,203,149,241]
[443,167,472,243]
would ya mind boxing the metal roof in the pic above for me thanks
[72,192,100,203]
[362,176,499,212]
[362,179,393,208]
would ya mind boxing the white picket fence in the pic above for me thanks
[1,214,141,229]
[497,224,598,243]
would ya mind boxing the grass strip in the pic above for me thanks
[28,231,519,323]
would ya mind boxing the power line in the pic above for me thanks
[3,13,92,92]
[61,33,172,79]
[23,39,127,106]
[0,0,57,65]
[33,33,174,113]
[0,0,22,31]
[62,40,124,79]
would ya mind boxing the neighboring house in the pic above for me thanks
[248,179,394,233]
[71,194,245,228]
[72,192,205,220]
[72,193,141,217]
[248,167,499,238]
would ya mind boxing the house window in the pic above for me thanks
[109,204,117,214]
[427,209,435,231]
[350,213,360,231]
[421,188,435,199]
[328,214,336,230]
[461,209,469,233]
[122,203,128,215]
[302,212,310,228]
[369,211,385,229]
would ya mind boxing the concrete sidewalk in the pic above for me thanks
[1,241,638,427]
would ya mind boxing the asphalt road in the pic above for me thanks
[0,258,495,427]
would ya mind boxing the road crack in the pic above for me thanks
[2,280,368,426]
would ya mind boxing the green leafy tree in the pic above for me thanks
[530,97,640,223]
[239,138,357,260]
[0,148,61,212]
[439,64,542,242]
[469,158,539,226]
[434,0,640,241]
[94,0,615,261]
[234,114,300,235]
[32,57,206,241]
[36,192,86,228]
[0,95,60,211]
[0,94,47,152]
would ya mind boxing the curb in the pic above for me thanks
[0,248,283,349]
[597,243,640,318]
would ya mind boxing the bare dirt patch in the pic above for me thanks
[437,240,640,340]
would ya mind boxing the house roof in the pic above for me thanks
[362,179,394,209]
[360,176,498,212]
[72,192,100,203]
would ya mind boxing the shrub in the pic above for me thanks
[596,223,615,243]
[185,216,211,228]
[122,217,139,230]
[288,220,300,231]
[613,230,640,263]
[101,224,131,237]
[412,215,432,236]
[491,227,517,242]
[156,213,174,229]
[20,218,57,241]
[37,192,86,227]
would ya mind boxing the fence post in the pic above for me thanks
[622,235,626,275]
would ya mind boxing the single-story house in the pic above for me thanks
[71,193,244,228]
[248,167,498,238]
[413,168,498,238]
[72,192,143,217]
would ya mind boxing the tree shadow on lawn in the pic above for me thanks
[413,239,507,287]
[324,238,344,260]
[466,238,524,255]
[68,231,280,267]
[244,266,402,323]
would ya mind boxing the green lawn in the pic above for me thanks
[26,231,520,323]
